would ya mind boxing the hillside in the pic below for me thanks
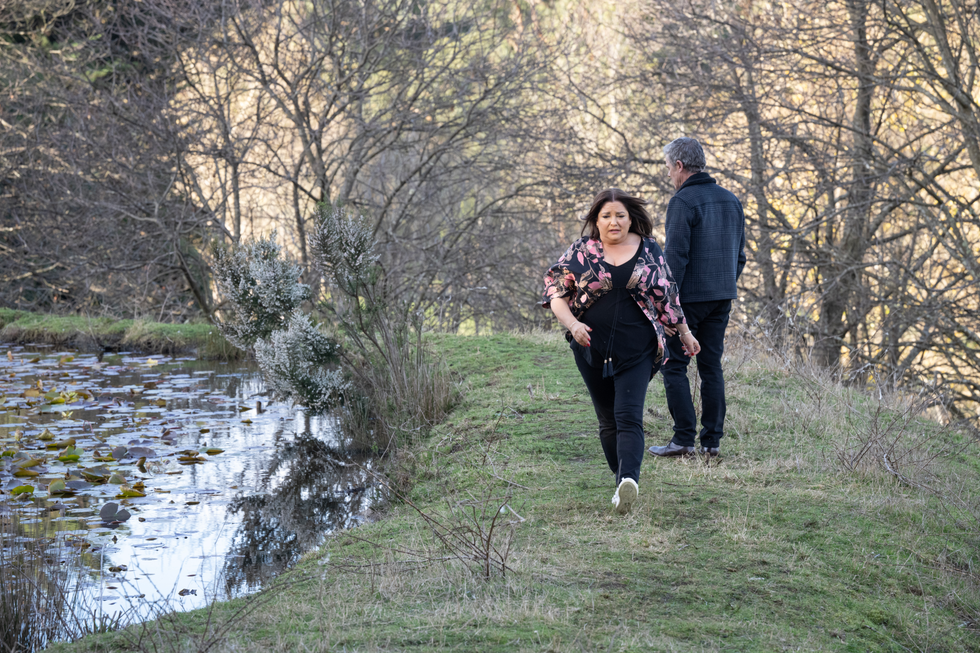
[50,330,980,652]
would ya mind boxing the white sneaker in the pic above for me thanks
[611,478,638,515]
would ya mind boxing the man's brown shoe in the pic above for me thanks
[648,442,695,457]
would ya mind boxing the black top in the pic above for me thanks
[664,172,747,302]
[574,242,658,374]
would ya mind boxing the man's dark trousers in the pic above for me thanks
[662,299,731,449]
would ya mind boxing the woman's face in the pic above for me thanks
[596,201,631,245]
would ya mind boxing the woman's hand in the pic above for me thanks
[679,330,700,356]
[550,296,592,347]
[569,320,592,347]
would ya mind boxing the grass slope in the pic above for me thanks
[51,331,980,652]
[0,309,238,358]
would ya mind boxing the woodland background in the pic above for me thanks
[2,0,980,420]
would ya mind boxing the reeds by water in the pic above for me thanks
[0,520,121,652]
[0,526,69,652]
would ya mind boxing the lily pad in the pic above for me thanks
[38,428,55,441]
[58,446,82,462]
[108,472,127,485]
[117,484,146,498]
[11,485,34,496]
[80,465,111,483]
[99,502,132,524]
[48,478,74,495]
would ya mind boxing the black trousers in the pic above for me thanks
[574,348,656,485]
[662,299,731,449]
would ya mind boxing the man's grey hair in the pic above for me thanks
[663,137,706,173]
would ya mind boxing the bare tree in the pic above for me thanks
[599,0,980,417]
[164,0,573,332]
[0,0,220,318]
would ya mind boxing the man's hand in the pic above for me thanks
[663,324,677,337]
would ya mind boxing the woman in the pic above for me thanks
[543,188,700,515]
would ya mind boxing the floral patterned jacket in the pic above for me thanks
[542,236,687,368]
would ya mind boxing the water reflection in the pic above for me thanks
[0,344,380,626]
[224,431,379,591]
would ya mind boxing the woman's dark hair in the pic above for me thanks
[581,188,653,240]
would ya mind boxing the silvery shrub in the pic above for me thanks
[253,309,346,413]
[211,232,344,412]
[212,206,456,439]
[210,233,312,350]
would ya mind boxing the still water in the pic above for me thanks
[0,344,381,620]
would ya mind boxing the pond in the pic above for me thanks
[0,344,382,626]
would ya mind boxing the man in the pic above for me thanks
[649,137,746,458]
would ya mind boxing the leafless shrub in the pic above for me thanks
[0,561,302,653]
[0,546,69,652]
[335,430,525,581]
[404,480,523,580]
[312,206,461,451]
[831,372,950,488]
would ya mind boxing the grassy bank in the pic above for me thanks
[49,330,980,652]
[0,309,239,358]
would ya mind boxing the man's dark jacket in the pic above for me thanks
[664,172,746,303]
